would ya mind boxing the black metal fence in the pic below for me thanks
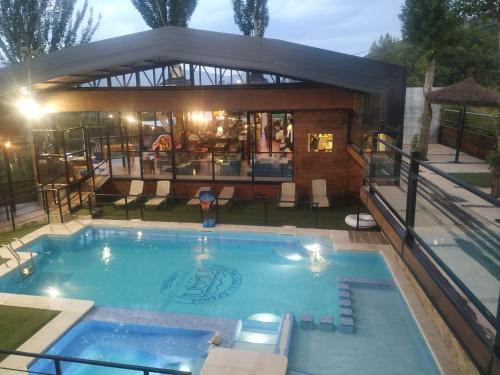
[0,349,190,375]
[365,131,500,352]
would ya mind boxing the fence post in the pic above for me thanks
[140,198,144,221]
[454,108,466,163]
[369,132,377,193]
[54,359,62,375]
[78,185,83,207]
[66,186,72,213]
[314,203,319,228]
[56,189,64,223]
[125,196,129,220]
[405,151,420,239]
[495,291,500,357]
[88,194,93,218]
[8,202,15,231]
[43,190,50,223]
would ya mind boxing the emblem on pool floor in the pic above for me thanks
[160,265,242,305]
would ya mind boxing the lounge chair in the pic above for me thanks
[187,186,211,205]
[278,182,296,207]
[114,180,144,206]
[311,179,330,208]
[144,180,171,208]
[217,186,234,206]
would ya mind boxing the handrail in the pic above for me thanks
[0,348,190,375]
[12,237,37,273]
[374,136,500,207]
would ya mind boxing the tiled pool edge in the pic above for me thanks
[1,219,466,375]
[0,293,94,373]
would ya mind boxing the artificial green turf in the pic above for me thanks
[449,172,492,188]
[0,306,59,361]
[76,199,372,231]
[0,224,46,265]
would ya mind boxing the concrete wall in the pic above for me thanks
[403,87,441,144]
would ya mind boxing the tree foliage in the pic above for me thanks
[232,0,269,37]
[131,0,198,29]
[0,0,100,64]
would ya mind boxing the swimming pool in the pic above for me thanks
[0,226,441,374]
[29,320,212,374]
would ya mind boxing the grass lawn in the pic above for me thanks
[77,198,372,231]
[0,306,60,361]
[0,224,46,265]
[449,172,492,188]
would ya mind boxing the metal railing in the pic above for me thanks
[86,192,326,228]
[441,108,499,137]
[364,131,500,348]
[0,349,190,375]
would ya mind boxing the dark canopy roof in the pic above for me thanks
[427,75,500,107]
[0,26,406,126]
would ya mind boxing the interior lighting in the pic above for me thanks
[4,141,11,148]
[125,115,136,123]
[191,112,209,123]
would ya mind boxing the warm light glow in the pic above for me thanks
[15,97,43,119]
[108,114,114,119]
[191,112,210,123]
[4,141,11,148]
[125,115,136,123]
[47,287,60,298]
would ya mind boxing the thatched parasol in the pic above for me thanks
[426,70,500,162]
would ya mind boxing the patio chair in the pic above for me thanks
[278,182,296,208]
[114,180,144,207]
[144,180,171,209]
[187,187,211,205]
[217,186,235,206]
[311,179,330,208]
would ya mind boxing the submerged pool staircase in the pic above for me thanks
[233,312,294,356]
[1,238,36,279]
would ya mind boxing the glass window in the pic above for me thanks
[308,133,333,152]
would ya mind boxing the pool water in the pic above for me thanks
[0,227,440,374]
[29,320,211,374]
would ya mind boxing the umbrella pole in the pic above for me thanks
[454,106,466,163]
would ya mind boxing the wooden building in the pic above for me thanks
[0,26,406,199]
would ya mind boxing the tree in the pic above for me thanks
[131,0,198,28]
[232,0,269,37]
[454,0,500,52]
[0,0,100,64]
[400,0,462,159]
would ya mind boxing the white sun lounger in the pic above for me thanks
[187,187,211,205]
[217,186,234,206]
[278,182,296,208]
[312,179,330,208]
[144,180,171,208]
[114,180,144,206]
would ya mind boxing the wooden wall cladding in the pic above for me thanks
[293,110,363,199]
[439,126,496,160]
[42,86,355,113]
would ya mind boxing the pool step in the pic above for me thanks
[232,312,294,356]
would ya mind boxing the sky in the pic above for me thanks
[85,0,405,56]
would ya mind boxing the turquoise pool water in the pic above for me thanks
[0,226,440,374]
[29,320,211,374]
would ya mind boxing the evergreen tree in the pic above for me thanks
[0,0,100,64]
[400,0,462,159]
[454,0,500,52]
[131,0,198,28]
[232,0,269,37]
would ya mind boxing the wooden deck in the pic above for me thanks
[347,230,389,245]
